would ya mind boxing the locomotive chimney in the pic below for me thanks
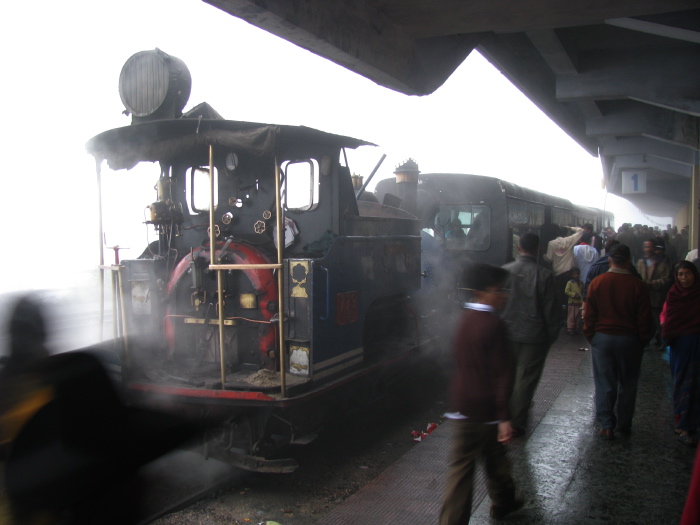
[394,159,420,217]
[351,174,364,191]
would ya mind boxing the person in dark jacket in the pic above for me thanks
[582,239,642,300]
[501,232,560,437]
[440,263,523,524]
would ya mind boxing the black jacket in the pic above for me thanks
[502,255,560,345]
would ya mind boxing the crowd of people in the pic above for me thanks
[440,222,700,524]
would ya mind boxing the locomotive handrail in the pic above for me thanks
[97,264,130,364]
[207,146,287,398]
[318,266,330,321]
[209,263,282,270]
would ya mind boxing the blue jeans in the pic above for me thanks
[591,333,644,430]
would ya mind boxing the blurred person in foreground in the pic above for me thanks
[0,294,198,524]
[502,233,560,437]
[440,263,523,524]
[584,244,652,440]
[660,261,700,447]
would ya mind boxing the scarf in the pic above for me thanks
[662,278,700,338]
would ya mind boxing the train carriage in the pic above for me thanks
[375,172,614,304]
[376,173,613,263]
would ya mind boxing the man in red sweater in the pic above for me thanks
[583,243,652,440]
[440,263,523,524]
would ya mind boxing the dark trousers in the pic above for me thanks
[440,420,515,525]
[509,341,550,430]
[591,332,644,430]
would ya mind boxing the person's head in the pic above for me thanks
[518,232,539,256]
[583,223,593,233]
[654,237,666,256]
[676,261,699,289]
[604,238,620,253]
[580,232,592,245]
[643,239,656,258]
[7,295,50,368]
[571,267,580,280]
[607,243,631,269]
[464,263,510,310]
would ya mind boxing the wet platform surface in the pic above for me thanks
[321,333,697,524]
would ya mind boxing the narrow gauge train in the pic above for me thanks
[376,172,614,265]
[86,50,421,473]
[374,173,614,298]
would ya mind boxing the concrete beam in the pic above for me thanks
[600,137,700,165]
[608,166,690,203]
[525,29,578,75]
[384,0,700,38]
[621,193,688,219]
[204,0,483,95]
[556,47,700,116]
[605,17,700,44]
[586,103,699,149]
[611,154,694,178]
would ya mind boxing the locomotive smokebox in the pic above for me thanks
[119,49,192,123]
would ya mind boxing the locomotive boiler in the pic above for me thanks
[87,50,421,472]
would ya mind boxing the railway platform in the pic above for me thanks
[320,332,697,524]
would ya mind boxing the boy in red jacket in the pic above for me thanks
[440,263,523,524]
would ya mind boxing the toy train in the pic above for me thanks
[375,172,614,302]
[86,50,422,472]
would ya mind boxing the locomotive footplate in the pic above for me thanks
[223,369,310,393]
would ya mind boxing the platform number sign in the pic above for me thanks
[621,170,647,194]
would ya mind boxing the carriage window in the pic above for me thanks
[509,200,545,227]
[186,167,218,214]
[430,205,491,250]
[282,159,319,211]
[551,209,573,229]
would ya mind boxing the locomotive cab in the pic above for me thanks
[87,50,421,470]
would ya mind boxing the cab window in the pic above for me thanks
[282,159,319,211]
[186,166,218,214]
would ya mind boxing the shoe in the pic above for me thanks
[678,432,697,447]
[490,498,524,519]
[616,426,631,435]
[599,428,614,440]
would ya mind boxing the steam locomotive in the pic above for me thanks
[86,50,422,472]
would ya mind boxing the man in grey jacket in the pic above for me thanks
[502,232,561,437]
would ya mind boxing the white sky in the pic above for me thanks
[0,0,671,290]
